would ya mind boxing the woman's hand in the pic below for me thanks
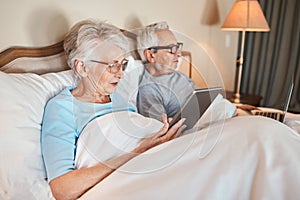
[134,114,186,154]
[237,104,260,111]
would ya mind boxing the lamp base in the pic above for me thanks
[230,93,241,104]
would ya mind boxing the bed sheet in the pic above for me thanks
[236,107,300,134]
[78,116,300,200]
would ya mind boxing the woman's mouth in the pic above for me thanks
[111,82,118,87]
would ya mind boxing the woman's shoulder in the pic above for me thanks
[43,88,76,123]
[46,87,74,107]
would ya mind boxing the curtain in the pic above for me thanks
[241,0,300,113]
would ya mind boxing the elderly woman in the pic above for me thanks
[41,19,186,200]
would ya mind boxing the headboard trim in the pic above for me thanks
[0,41,64,67]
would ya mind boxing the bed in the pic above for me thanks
[1,27,300,200]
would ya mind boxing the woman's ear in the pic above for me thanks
[144,49,156,63]
[75,60,88,77]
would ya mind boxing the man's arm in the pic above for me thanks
[137,85,166,120]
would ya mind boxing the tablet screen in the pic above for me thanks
[169,87,223,130]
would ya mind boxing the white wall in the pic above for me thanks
[0,0,238,91]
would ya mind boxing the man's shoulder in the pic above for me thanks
[174,71,197,87]
[139,69,152,84]
[174,70,191,79]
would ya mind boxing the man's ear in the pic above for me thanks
[144,49,156,63]
[75,60,88,77]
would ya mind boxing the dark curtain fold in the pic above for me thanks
[240,0,300,113]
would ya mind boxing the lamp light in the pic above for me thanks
[221,0,270,103]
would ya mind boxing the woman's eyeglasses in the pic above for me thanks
[147,42,183,54]
[89,58,128,74]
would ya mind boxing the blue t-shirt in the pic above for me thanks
[41,88,135,182]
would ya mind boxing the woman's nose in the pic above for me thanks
[115,68,124,78]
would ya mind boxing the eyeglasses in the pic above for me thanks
[147,42,183,54]
[89,58,129,74]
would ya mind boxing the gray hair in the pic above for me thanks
[136,21,169,62]
[63,19,129,72]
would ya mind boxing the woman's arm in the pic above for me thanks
[49,151,138,200]
[49,115,186,200]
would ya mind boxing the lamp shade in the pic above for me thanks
[221,0,270,32]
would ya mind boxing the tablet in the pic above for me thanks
[169,87,223,130]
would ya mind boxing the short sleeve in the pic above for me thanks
[137,85,166,121]
[41,96,77,182]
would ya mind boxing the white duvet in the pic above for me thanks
[76,112,300,200]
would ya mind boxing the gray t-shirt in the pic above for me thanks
[137,69,197,120]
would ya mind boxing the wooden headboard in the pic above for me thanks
[0,29,142,67]
[0,29,142,74]
[0,41,64,67]
[0,29,195,83]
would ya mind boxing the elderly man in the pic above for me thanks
[136,22,197,120]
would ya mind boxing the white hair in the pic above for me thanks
[136,21,169,62]
[63,19,129,75]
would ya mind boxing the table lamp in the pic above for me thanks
[221,0,270,103]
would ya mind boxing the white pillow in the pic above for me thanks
[0,70,75,199]
[115,56,185,110]
[114,56,144,110]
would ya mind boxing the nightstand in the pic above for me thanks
[225,91,262,106]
